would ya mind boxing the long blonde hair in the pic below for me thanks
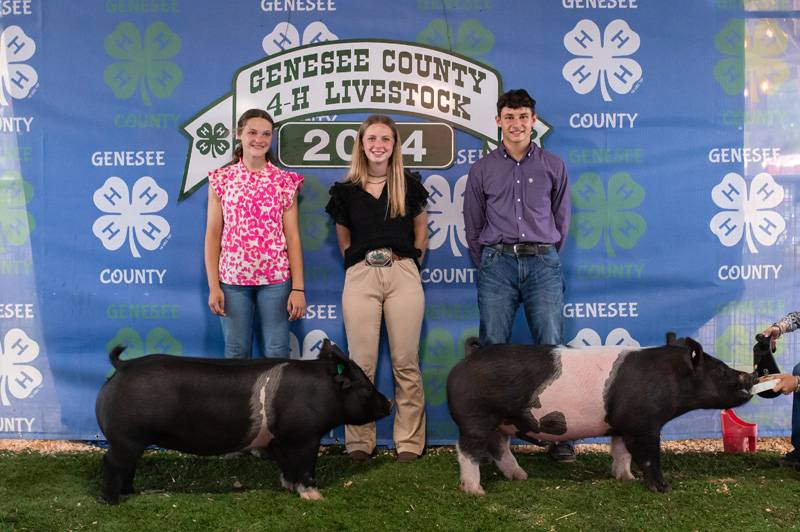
[347,114,406,218]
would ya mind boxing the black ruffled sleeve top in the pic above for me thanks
[325,172,429,269]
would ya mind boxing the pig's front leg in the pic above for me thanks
[270,439,324,500]
[456,442,485,496]
[610,436,635,481]
[489,432,527,481]
[623,433,671,493]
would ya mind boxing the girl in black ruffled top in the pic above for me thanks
[325,114,428,463]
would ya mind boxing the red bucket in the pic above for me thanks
[720,409,757,453]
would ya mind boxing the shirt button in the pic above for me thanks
[516,162,520,166]
[516,180,520,183]
[518,217,521,220]
[517,198,521,202]
[522,233,526,237]
[528,178,533,183]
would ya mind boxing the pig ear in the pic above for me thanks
[320,338,333,356]
[464,337,481,357]
[319,340,352,387]
[684,337,704,369]
[333,363,352,390]
[319,339,346,361]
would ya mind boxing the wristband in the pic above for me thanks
[291,288,305,293]
[795,376,800,393]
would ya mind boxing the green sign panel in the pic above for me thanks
[277,122,454,168]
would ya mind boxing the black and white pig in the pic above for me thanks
[446,333,756,495]
[95,339,391,504]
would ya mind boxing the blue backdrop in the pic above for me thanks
[1,0,799,444]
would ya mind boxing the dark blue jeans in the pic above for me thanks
[793,362,800,450]
[477,246,565,346]
[219,281,291,359]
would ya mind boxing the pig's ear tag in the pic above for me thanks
[336,363,345,375]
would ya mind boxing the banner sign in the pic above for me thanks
[2,1,799,445]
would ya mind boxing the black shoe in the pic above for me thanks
[349,450,371,462]
[547,442,576,463]
[779,449,800,468]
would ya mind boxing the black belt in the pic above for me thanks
[490,243,553,256]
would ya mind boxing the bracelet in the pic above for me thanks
[291,288,305,293]
[795,376,800,393]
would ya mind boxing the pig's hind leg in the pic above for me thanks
[488,431,527,481]
[610,436,635,480]
[100,442,145,504]
[456,416,506,495]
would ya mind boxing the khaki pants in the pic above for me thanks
[343,258,426,455]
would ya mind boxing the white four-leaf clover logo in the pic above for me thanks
[568,328,640,348]
[424,174,468,257]
[92,176,170,258]
[262,21,337,55]
[0,328,42,406]
[563,19,641,102]
[710,172,785,253]
[289,329,330,361]
[0,25,38,106]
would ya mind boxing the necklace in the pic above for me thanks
[366,174,387,184]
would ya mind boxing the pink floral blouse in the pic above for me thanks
[209,160,303,286]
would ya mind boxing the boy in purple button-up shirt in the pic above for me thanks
[463,89,574,463]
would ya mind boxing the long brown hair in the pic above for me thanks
[346,114,406,218]
[232,108,276,165]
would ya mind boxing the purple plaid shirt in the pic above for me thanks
[463,143,571,266]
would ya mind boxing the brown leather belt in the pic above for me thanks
[490,243,553,256]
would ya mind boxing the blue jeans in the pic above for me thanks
[793,362,800,450]
[219,281,291,359]
[477,246,565,346]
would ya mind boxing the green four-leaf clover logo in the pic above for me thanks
[105,326,182,378]
[195,122,230,158]
[0,171,35,252]
[715,324,761,370]
[104,21,183,106]
[299,174,330,251]
[571,171,646,257]
[714,19,789,100]
[422,327,477,406]
[417,19,495,63]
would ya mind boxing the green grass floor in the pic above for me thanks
[1,446,799,531]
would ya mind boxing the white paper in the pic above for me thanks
[751,379,780,394]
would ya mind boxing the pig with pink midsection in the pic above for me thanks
[446,333,757,495]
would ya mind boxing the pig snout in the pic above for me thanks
[362,391,392,422]
[379,396,393,417]
[737,370,758,397]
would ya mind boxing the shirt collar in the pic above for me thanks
[500,142,535,161]
[236,159,271,175]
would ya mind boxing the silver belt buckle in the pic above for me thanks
[365,247,392,267]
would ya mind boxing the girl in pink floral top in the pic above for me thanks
[204,109,306,358]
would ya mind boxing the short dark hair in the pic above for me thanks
[496,89,536,116]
